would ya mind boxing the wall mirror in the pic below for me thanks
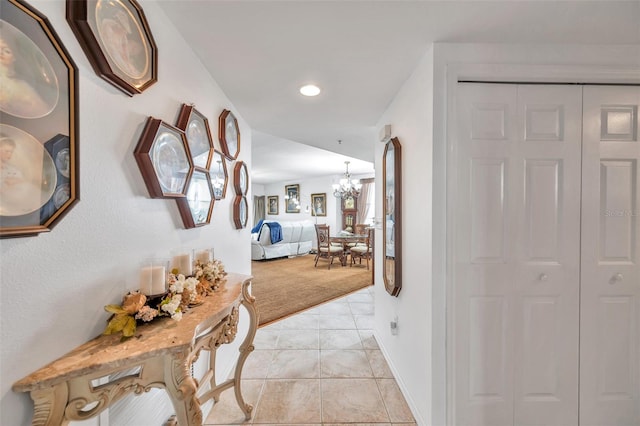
[383,137,402,296]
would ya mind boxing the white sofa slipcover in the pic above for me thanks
[251,220,316,260]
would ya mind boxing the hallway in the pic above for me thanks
[205,286,416,425]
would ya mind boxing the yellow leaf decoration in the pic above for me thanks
[104,314,133,335]
[122,316,137,337]
[104,304,127,315]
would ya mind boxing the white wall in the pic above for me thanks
[0,1,252,425]
[373,47,434,426]
[374,41,640,426]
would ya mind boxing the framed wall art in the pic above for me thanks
[267,195,278,215]
[218,109,240,160]
[1,0,79,239]
[66,0,157,96]
[233,195,248,229]
[209,150,228,200]
[176,104,213,169]
[285,184,300,213]
[133,117,193,199]
[311,193,326,217]
[233,160,248,196]
[176,167,214,229]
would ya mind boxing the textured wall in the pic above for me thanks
[0,1,251,424]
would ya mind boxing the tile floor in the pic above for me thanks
[204,285,416,425]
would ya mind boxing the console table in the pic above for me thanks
[12,273,258,426]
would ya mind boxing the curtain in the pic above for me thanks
[253,196,265,228]
[356,178,374,225]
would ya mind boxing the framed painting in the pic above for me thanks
[285,184,300,213]
[218,109,240,160]
[267,195,278,215]
[176,167,214,229]
[66,0,157,96]
[176,104,213,169]
[209,150,228,200]
[0,0,79,238]
[133,117,193,199]
[311,193,326,217]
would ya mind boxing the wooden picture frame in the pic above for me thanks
[311,193,327,217]
[133,117,193,199]
[176,167,214,229]
[0,0,79,238]
[233,161,248,196]
[66,0,158,96]
[285,184,300,213]
[267,195,278,215]
[218,109,240,160]
[176,104,213,169]
[233,195,248,229]
[209,150,228,200]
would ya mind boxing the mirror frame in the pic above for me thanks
[382,137,402,296]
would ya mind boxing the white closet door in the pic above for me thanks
[513,85,581,426]
[454,83,582,425]
[580,85,640,426]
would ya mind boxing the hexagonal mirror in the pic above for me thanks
[134,117,193,198]
[218,109,240,160]
[176,168,214,228]
[233,195,248,229]
[176,104,213,169]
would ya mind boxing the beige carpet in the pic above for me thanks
[251,254,373,326]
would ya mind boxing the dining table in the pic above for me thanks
[329,234,367,266]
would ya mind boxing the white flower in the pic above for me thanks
[171,311,183,321]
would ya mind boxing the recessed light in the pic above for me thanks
[299,84,321,97]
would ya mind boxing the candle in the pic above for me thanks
[150,266,166,295]
[139,267,153,295]
[139,266,166,295]
[171,253,192,276]
[195,249,211,264]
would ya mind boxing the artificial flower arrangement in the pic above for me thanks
[103,259,227,339]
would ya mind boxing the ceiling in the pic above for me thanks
[158,1,640,184]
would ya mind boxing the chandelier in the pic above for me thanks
[333,161,362,199]
[212,160,224,190]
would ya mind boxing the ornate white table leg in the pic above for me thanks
[233,279,259,420]
[164,353,202,426]
[30,384,68,426]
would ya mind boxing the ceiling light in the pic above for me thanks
[299,84,321,97]
[333,161,362,199]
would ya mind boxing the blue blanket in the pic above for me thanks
[263,222,283,244]
[251,219,264,234]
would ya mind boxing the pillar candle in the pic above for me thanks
[150,266,166,295]
[171,253,192,276]
[195,249,211,264]
[139,267,153,295]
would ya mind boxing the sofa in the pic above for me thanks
[251,220,316,260]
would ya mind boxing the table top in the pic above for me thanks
[330,234,367,243]
[13,273,252,392]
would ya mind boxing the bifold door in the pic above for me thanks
[453,83,639,426]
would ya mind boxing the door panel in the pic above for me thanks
[580,86,640,426]
[455,83,581,425]
[455,83,517,426]
[513,85,581,426]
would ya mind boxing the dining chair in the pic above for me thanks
[314,224,343,270]
[350,227,373,269]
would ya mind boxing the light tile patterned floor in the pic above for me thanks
[204,286,416,425]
